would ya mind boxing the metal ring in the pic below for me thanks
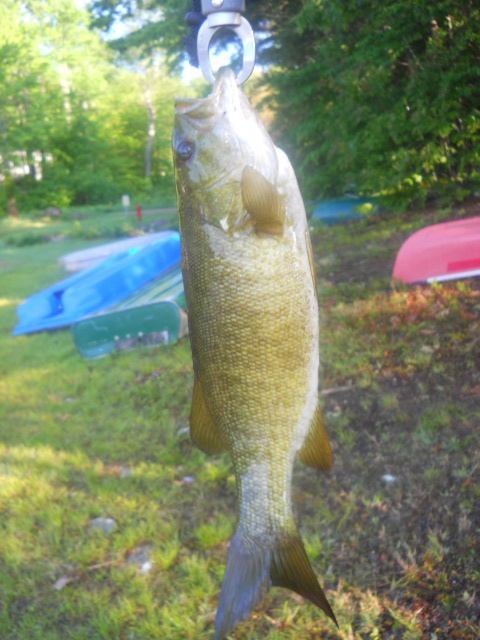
[197,16,256,85]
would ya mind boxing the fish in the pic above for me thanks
[172,66,337,639]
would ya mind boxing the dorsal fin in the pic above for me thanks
[241,166,285,237]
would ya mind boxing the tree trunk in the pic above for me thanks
[144,84,155,178]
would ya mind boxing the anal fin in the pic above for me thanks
[298,403,333,470]
[241,166,285,237]
[190,377,226,454]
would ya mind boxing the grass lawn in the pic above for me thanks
[0,203,479,639]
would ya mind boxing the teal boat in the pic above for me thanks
[72,265,188,359]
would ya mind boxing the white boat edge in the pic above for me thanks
[58,231,173,272]
[426,267,480,283]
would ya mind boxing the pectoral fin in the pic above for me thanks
[190,378,226,454]
[241,166,285,237]
[298,404,332,470]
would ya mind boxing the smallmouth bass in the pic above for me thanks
[173,67,336,639]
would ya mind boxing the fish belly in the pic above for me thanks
[183,223,318,485]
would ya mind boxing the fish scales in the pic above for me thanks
[173,67,336,639]
[185,227,314,526]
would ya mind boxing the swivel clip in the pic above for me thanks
[197,0,256,85]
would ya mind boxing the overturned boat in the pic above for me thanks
[393,217,480,284]
[13,231,181,335]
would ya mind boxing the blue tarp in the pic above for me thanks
[311,197,375,224]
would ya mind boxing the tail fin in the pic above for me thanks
[214,529,337,640]
[270,534,337,625]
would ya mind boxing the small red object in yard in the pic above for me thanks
[135,204,142,221]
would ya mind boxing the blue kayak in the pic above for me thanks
[13,231,181,335]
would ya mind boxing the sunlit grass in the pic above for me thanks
[0,297,21,308]
[1,216,49,230]
[0,208,478,638]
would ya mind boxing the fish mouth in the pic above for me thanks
[174,67,241,126]
[175,94,216,118]
[212,66,240,97]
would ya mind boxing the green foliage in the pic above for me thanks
[3,232,49,247]
[90,0,480,208]
[0,0,190,214]
[12,172,74,212]
[263,0,480,207]
[6,0,478,211]
[0,2,65,213]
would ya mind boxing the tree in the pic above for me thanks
[0,0,191,211]
[0,0,115,209]
[88,0,480,208]
[88,0,299,70]
[0,3,63,189]
[265,0,480,206]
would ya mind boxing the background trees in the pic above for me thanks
[0,0,190,212]
[262,0,480,207]
[1,0,479,212]
[91,0,480,208]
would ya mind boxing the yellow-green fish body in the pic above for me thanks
[173,67,336,639]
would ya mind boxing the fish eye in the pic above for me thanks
[177,141,195,161]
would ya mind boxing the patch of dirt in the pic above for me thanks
[304,200,480,638]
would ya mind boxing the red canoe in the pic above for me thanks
[393,217,480,283]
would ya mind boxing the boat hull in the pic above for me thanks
[393,217,480,284]
[13,232,181,335]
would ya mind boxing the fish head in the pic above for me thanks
[173,67,279,232]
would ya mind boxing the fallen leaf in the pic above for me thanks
[53,575,73,590]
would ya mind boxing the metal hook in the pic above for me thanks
[197,0,256,85]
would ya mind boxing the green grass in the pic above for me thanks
[1,204,479,639]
